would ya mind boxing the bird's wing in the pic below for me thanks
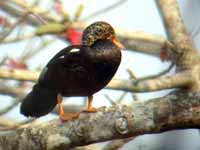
[38,45,93,85]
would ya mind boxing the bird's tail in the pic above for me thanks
[20,84,57,117]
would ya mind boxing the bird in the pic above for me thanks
[20,21,124,121]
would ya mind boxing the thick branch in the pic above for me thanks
[157,0,194,50]
[117,30,174,57]
[156,0,199,69]
[0,90,200,150]
[108,70,195,92]
[0,68,39,81]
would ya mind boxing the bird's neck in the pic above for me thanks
[90,39,121,63]
[91,39,119,52]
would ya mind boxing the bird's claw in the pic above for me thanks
[60,112,80,122]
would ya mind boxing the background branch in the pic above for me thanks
[156,0,200,69]
[0,68,195,93]
[0,0,175,59]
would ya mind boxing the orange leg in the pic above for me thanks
[82,95,97,113]
[57,93,80,121]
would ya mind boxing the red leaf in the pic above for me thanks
[66,28,83,45]
[0,16,6,25]
[5,58,27,70]
[160,49,170,61]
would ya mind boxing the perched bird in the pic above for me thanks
[20,21,124,121]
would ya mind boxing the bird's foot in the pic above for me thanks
[82,107,97,113]
[60,112,80,122]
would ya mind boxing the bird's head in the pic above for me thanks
[82,21,124,49]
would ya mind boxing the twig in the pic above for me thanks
[73,4,84,21]
[19,0,48,25]
[30,10,48,25]
[126,69,137,79]
[105,92,129,105]
[133,62,174,84]
[82,0,127,21]
[126,62,174,95]
[131,93,139,101]
[0,82,26,97]
[0,97,21,116]
[1,34,35,44]
[0,57,8,66]
[126,69,139,101]
[0,0,57,25]
[105,94,116,105]
[116,92,127,104]
[20,39,54,61]
[191,24,200,39]
[0,12,30,42]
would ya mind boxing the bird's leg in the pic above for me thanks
[82,95,97,113]
[57,93,80,121]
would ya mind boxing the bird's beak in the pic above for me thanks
[112,36,124,49]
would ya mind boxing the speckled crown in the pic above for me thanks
[82,21,115,46]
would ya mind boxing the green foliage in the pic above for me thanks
[35,23,66,35]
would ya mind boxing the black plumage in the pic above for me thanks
[20,21,123,120]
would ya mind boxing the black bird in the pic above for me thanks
[20,21,124,121]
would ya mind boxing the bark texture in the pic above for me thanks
[0,90,200,150]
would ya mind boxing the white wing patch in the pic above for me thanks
[59,55,65,59]
[69,48,80,53]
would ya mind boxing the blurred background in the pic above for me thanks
[0,0,200,149]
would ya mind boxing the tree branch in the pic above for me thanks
[0,1,175,59]
[2,34,35,44]
[0,90,200,150]
[0,83,26,97]
[116,29,174,57]
[157,0,194,51]
[109,70,196,92]
[0,68,39,81]
[0,0,59,25]
[156,0,200,69]
[0,97,20,115]
[0,68,196,93]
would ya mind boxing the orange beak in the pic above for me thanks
[112,36,124,49]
